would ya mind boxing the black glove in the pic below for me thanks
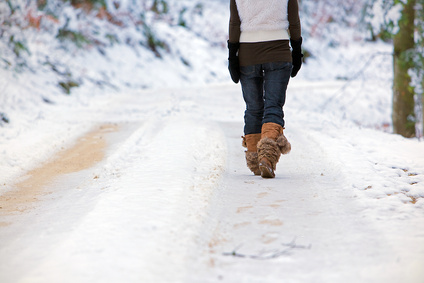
[290,37,303,78]
[227,40,240,84]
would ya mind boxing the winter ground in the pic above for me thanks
[0,80,424,282]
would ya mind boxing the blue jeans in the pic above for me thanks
[240,62,292,135]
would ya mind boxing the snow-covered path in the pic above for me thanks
[0,83,423,283]
[194,122,423,283]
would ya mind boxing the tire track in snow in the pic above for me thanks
[0,124,119,219]
[0,115,228,283]
[0,122,145,282]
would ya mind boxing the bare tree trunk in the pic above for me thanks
[392,0,416,138]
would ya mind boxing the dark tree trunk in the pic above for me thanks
[392,0,416,137]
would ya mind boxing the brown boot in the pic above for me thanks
[258,137,280,178]
[242,133,261,175]
[258,123,291,178]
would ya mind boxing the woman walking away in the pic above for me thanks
[228,0,303,178]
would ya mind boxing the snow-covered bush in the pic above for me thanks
[0,0,227,90]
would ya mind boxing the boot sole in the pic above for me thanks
[259,163,275,178]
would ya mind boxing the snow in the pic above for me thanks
[1,0,424,282]
[365,0,403,36]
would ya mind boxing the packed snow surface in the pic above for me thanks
[0,82,423,283]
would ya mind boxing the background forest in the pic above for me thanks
[0,0,423,137]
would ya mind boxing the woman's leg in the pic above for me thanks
[239,64,264,135]
[257,62,292,178]
[239,64,264,175]
[262,62,292,127]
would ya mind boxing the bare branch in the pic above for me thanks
[222,238,311,260]
[320,51,393,111]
